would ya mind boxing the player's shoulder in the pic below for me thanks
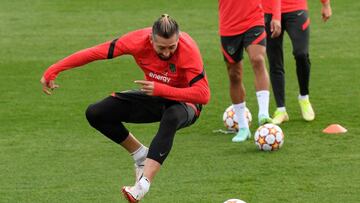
[117,27,151,53]
[177,31,203,68]
[120,27,151,41]
[178,31,201,57]
[127,27,151,36]
[179,31,198,48]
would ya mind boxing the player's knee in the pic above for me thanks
[85,104,102,127]
[229,73,242,84]
[294,52,309,61]
[249,54,265,67]
[164,114,182,126]
[163,107,184,126]
[269,64,284,74]
[227,66,242,84]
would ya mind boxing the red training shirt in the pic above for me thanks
[43,28,210,105]
[218,0,280,36]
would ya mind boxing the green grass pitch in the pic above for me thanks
[0,0,359,202]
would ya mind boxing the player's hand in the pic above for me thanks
[270,19,281,38]
[134,80,154,96]
[321,3,332,22]
[40,76,59,95]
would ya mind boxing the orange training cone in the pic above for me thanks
[322,124,347,134]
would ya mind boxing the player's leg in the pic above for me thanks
[86,92,163,141]
[286,10,314,121]
[226,61,246,104]
[122,103,197,202]
[244,26,272,125]
[85,95,144,145]
[145,103,196,179]
[265,14,289,125]
[85,91,164,183]
[221,34,251,142]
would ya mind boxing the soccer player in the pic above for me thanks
[218,0,280,142]
[40,14,210,202]
[263,0,332,124]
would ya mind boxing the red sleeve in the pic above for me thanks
[43,38,126,81]
[153,69,210,105]
[271,0,281,21]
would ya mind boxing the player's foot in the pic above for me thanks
[232,128,251,142]
[134,163,144,183]
[258,114,272,126]
[122,177,150,203]
[298,98,315,121]
[272,110,289,125]
[122,186,139,203]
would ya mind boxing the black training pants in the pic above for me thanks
[85,90,198,164]
[265,10,311,107]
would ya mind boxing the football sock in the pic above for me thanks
[138,176,151,192]
[256,90,270,118]
[131,145,148,166]
[233,102,249,128]
[298,94,309,100]
[277,107,286,112]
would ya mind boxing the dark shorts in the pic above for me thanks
[221,26,267,63]
[111,90,200,129]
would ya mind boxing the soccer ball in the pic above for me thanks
[254,123,284,151]
[224,199,246,203]
[223,105,252,131]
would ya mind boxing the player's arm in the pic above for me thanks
[136,68,210,105]
[269,0,281,38]
[155,68,210,104]
[320,0,332,22]
[41,38,124,95]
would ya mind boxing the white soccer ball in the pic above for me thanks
[223,105,252,131]
[254,123,284,151]
[224,199,247,203]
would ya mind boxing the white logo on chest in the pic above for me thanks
[149,72,171,83]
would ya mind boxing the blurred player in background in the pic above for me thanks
[40,14,210,202]
[263,0,332,124]
[218,0,280,142]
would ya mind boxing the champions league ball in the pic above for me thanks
[224,199,247,203]
[254,123,284,151]
[223,105,252,131]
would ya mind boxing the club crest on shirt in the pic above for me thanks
[227,46,236,55]
[169,63,176,73]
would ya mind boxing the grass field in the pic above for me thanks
[1,0,359,202]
